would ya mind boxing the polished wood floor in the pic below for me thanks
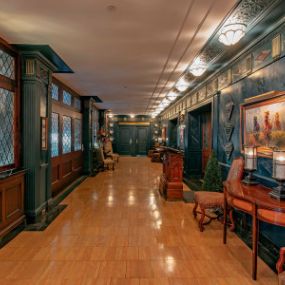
[0,157,277,284]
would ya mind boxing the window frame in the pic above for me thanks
[0,39,20,171]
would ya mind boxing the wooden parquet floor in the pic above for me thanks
[0,157,277,284]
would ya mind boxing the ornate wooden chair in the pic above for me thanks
[104,141,119,163]
[277,248,285,285]
[99,147,115,170]
[193,157,244,232]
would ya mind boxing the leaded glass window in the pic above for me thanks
[0,49,15,79]
[63,90,72,106]
[74,97,81,110]
[51,113,59,157]
[51,83,59,100]
[74,119,82,151]
[62,116,72,154]
[0,88,14,167]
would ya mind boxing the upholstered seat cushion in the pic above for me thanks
[194,191,224,208]
[279,272,285,285]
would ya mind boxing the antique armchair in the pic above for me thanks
[99,147,115,170]
[277,248,285,285]
[193,157,244,232]
[104,141,119,163]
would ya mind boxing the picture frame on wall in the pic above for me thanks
[272,34,281,59]
[232,54,252,83]
[241,91,285,157]
[41,117,48,150]
[252,39,272,71]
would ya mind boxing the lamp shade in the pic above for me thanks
[273,150,285,180]
[244,145,257,170]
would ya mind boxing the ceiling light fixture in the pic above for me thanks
[175,76,190,92]
[167,90,180,101]
[189,57,207,77]
[218,23,246,46]
[130,114,135,118]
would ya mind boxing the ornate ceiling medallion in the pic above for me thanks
[218,23,247,46]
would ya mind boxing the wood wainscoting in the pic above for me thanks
[0,171,25,239]
[51,151,83,197]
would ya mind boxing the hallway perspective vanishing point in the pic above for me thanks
[0,157,277,285]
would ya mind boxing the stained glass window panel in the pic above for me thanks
[74,119,82,151]
[51,113,59,157]
[74,97,81,110]
[62,116,72,154]
[0,88,14,167]
[51,83,59,100]
[63,90,72,106]
[0,49,15,80]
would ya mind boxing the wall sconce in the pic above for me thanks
[242,145,258,185]
[270,150,285,200]
[218,23,246,46]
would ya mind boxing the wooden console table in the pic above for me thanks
[223,181,285,280]
[159,147,184,200]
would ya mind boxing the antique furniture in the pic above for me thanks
[193,157,244,232]
[277,248,285,285]
[99,147,115,170]
[104,141,119,163]
[159,147,183,200]
[223,181,285,280]
[0,170,25,243]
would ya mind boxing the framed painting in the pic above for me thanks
[241,92,285,157]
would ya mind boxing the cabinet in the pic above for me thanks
[159,148,184,200]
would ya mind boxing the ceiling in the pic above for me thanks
[0,0,236,114]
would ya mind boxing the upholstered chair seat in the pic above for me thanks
[193,157,244,232]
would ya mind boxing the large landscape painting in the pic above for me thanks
[243,96,285,156]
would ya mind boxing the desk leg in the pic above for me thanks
[252,205,258,280]
[223,192,228,245]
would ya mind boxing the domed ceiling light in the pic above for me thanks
[218,23,246,46]
[166,90,180,101]
[175,76,191,92]
[161,98,171,107]
[189,57,207,77]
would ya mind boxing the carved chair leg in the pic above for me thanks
[277,247,285,273]
[199,208,206,232]
[229,208,235,232]
[193,201,198,218]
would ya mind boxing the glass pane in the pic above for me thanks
[0,88,14,167]
[74,119,82,151]
[74,97,81,110]
[63,90,72,106]
[62,116,72,154]
[0,49,15,80]
[51,83,59,100]
[51,113,59,157]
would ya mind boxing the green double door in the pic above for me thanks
[117,125,149,156]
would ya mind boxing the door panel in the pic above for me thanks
[201,112,212,174]
[118,126,132,155]
[117,125,150,156]
[136,127,148,155]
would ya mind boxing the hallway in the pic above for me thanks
[0,157,277,284]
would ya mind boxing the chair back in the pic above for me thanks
[99,147,105,161]
[104,141,113,154]
[226,157,244,182]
